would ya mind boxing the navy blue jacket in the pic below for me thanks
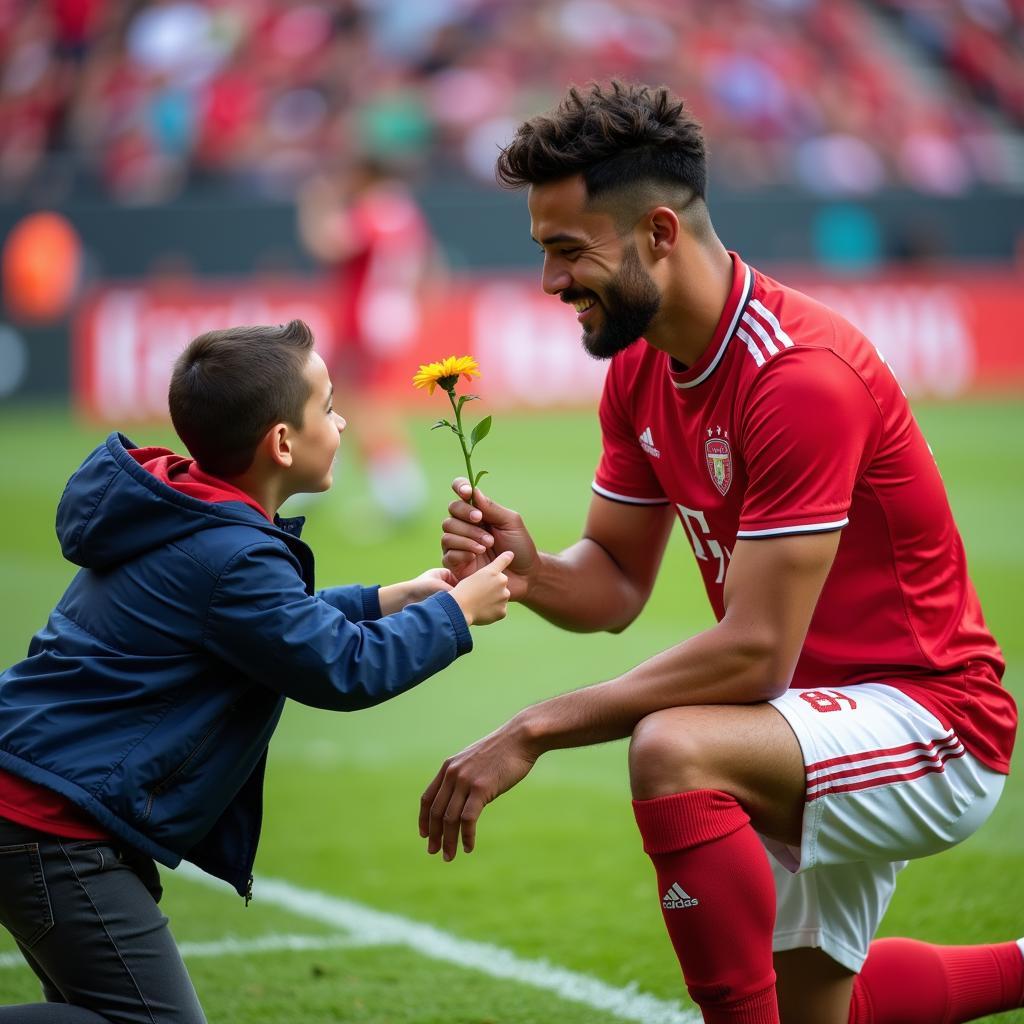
[0,433,471,897]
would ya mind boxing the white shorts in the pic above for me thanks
[763,683,1005,973]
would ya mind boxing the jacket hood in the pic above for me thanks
[57,432,291,569]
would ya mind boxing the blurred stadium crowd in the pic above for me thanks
[1,0,1022,205]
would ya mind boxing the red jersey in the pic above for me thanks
[594,253,1015,773]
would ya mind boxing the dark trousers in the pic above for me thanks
[0,820,206,1023]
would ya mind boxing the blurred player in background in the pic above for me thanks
[298,156,438,525]
[425,82,1023,1024]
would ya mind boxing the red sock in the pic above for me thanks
[849,937,1024,1024]
[633,789,779,1024]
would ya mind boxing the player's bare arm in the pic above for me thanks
[420,529,840,861]
[442,481,675,632]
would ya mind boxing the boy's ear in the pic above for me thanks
[262,422,293,469]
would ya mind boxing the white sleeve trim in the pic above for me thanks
[591,482,670,506]
[736,518,848,538]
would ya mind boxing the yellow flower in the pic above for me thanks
[412,355,481,395]
[413,354,491,499]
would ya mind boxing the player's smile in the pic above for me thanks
[528,177,659,358]
[563,245,661,360]
[575,299,598,323]
[563,290,600,326]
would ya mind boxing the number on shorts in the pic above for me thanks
[799,690,858,713]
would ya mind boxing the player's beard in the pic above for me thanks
[577,244,661,361]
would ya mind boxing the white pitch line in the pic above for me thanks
[0,931,381,970]
[179,863,699,1024]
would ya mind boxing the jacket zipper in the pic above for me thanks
[141,710,231,821]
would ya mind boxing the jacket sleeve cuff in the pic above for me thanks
[431,591,473,656]
[361,585,382,621]
[315,584,380,622]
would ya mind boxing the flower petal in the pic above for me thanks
[412,355,480,394]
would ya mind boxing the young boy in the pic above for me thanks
[0,320,513,1023]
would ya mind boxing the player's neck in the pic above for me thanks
[645,238,732,370]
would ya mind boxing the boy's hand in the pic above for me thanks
[379,568,458,615]
[441,479,536,600]
[404,567,459,603]
[450,550,515,626]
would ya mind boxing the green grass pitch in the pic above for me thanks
[0,400,1020,1022]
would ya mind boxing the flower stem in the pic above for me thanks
[447,388,476,505]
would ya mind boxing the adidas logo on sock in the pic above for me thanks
[662,882,699,910]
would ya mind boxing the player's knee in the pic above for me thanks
[629,711,711,800]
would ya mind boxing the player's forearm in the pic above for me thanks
[521,540,648,633]
[515,622,784,754]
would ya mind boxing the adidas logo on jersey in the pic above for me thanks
[639,427,661,459]
[662,882,698,909]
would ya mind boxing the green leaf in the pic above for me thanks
[456,394,480,414]
[430,419,453,431]
[469,415,492,450]
[473,469,489,488]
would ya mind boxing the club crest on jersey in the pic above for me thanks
[705,430,732,495]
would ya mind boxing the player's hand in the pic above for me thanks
[379,568,458,615]
[441,479,536,599]
[419,721,538,861]
[449,550,515,626]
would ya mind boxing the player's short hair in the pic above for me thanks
[495,81,707,211]
[169,319,315,477]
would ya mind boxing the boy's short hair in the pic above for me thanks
[169,319,315,477]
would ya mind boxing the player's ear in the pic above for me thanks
[262,422,293,469]
[645,206,679,261]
